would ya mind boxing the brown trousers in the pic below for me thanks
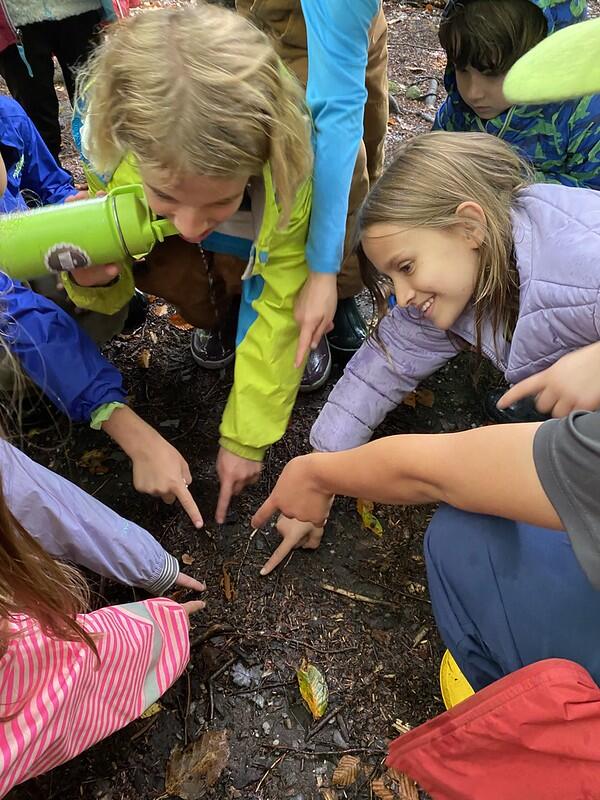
[236,0,389,298]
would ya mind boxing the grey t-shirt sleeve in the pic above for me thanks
[534,411,600,589]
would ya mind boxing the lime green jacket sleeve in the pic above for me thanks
[219,167,312,462]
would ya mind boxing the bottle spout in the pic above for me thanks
[151,217,179,242]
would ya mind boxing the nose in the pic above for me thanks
[392,276,416,307]
[172,207,209,241]
[467,73,486,102]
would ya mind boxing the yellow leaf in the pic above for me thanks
[357,499,383,537]
[140,701,162,719]
[138,348,151,369]
[297,659,328,720]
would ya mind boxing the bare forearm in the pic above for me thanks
[311,424,562,529]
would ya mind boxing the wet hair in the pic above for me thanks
[77,2,312,225]
[356,131,533,353]
[439,0,547,74]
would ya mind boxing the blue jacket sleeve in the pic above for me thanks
[16,112,77,205]
[0,274,127,422]
[0,438,179,595]
[301,0,380,274]
[550,95,600,190]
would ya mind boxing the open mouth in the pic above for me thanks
[420,296,435,318]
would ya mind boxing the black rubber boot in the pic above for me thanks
[299,336,332,393]
[190,299,239,370]
[328,297,367,360]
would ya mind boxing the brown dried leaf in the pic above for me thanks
[152,303,169,317]
[396,772,419,800]
[402,391,417,408]
[165,730,230,800]
[415,387,435,407]
[181,553,194,566]
[332,755,360,787]
[221,564,236,602]
[320,790,339,800]
[168,312,194,331]
[77,448,110,475]
[138,348,151,369]
[371,777,396,800]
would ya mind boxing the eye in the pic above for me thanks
[398,261,414,275]
[151,189,174,202]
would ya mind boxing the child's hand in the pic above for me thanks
[175,573,206,592]
[498,342,600,418]
[294,272,337,367]
[182,599,206,618]
[101,406,203,528]
[259,515,325,575]
[251,454,334,530]
[216,447,262,524]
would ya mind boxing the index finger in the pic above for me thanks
[295,321,316,369]
[260,535,298,576]
[251,495,279,530]
[497,373,544,409]
[173,483,204,529]
[215,480,233,525]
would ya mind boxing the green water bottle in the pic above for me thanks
[0,184,178,281]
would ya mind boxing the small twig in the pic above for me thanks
[307,704,344,741]
[226,680,295,697]
[209,655,237,683]
[190,622,236,649]
[130,715,158,742]
[184,670,192,746]
[355,754,387,797]
[255,753,286,794]
[321,583,403,610]
[236,528,259,588]
[205,655,236,723]
[271,635,358,656]
[265,745,387,757]
[91,474,113,497]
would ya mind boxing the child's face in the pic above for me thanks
[362,222,481,331]
[141,170,249,243]
[455,66,511,119]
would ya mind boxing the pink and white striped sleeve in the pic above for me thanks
[0,598,190,797]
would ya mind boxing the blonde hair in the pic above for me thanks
[77,2,312,224]
[358,131,532,349]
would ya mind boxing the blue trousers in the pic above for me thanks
[424,505,600,691]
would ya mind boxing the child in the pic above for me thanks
[434,0,600,189]
[0,0,103,161]
[66,3,314,524]
[0,444,204,795]
[0,149,203,526]
[267,130,600,572]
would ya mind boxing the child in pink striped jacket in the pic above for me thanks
[0,449,204,796]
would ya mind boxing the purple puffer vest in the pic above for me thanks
[311,183,600,451]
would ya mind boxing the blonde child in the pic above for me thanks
[65,4,314,524]
[263,130,600,572]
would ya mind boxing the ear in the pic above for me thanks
[455,201,486,248]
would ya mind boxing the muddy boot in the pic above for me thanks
[190,297,239,370]
[328,297,367,362]
[299,336,332,393]
[122,290,149,333]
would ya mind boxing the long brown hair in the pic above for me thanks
[357,131,532,353]
[0,454,96,692]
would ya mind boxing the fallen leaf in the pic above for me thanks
[221,563,236,602]
[402,391,417,408]
[387,116,399,126]
[371,777,396,800]
[169,312,194,331]
[140,701,162,719]
[181,553,194,566]
[387,769,419,800]
[297,659,328,720]
[357,499,383,537]
[320,790,339,800]
[405,84,422,100]
[77,448,110,475]
[332,755,360,787]
[165,730,230,800]
[149,330,158,344]
[415,387,435,407]
[138,348,151,369]
[152,303,169,317]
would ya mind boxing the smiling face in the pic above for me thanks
[141,170,250,243]
[455,66,511,119]
[361,222,482,331]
